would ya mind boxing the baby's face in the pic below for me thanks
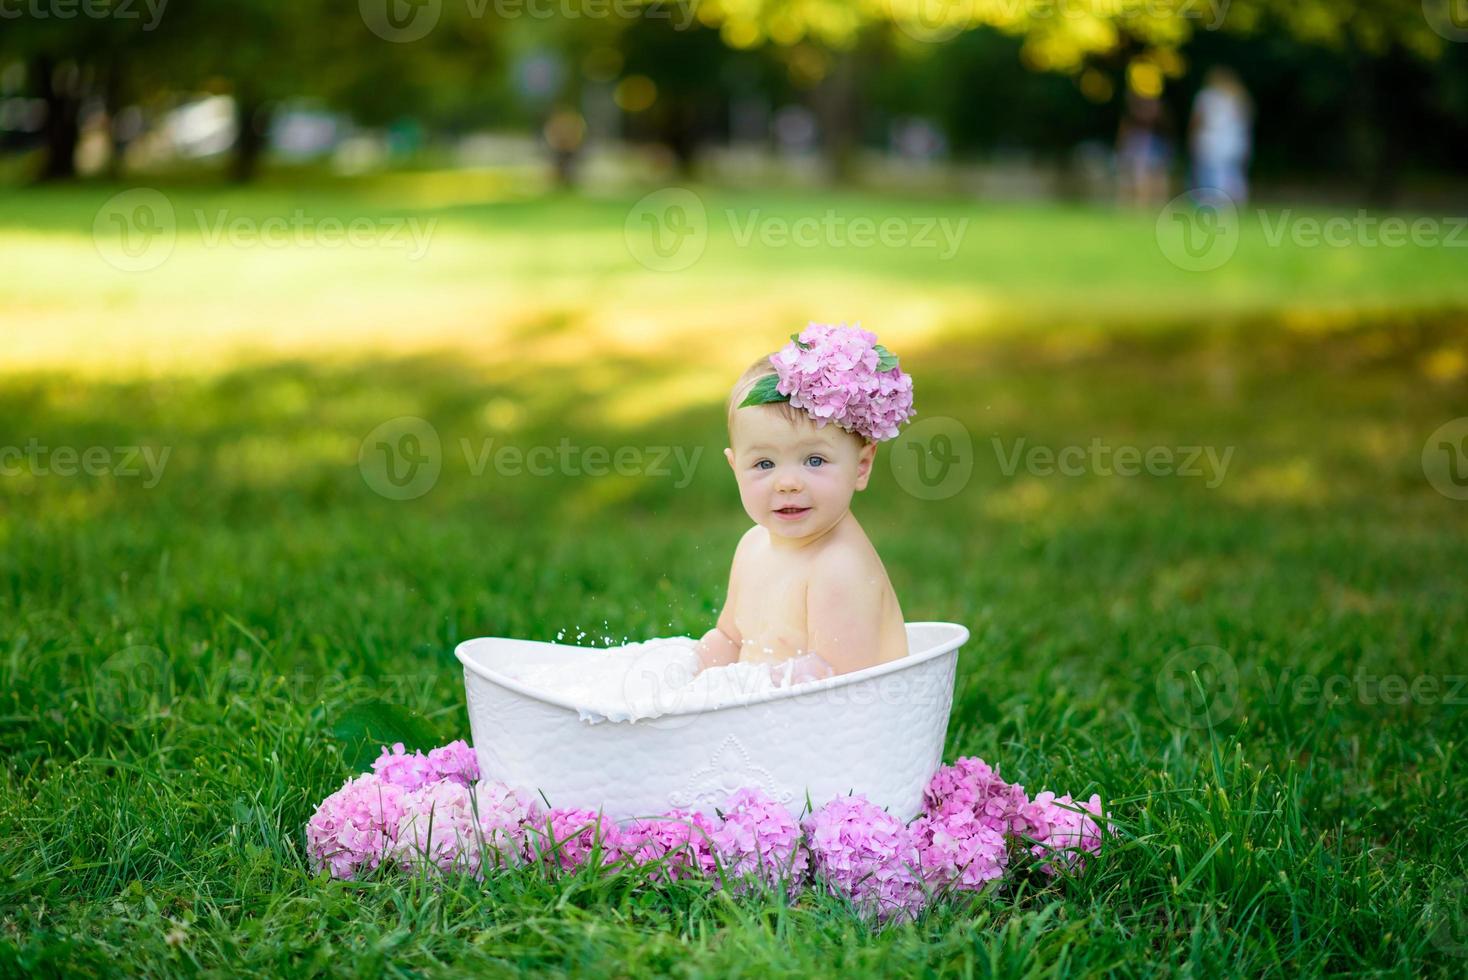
[724,406,876,543]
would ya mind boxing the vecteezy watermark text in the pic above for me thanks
[1259,210,1468,249]
[624,187,969,272]
[726,209,968,258]
[93,188,437,272]
[0,440,171,488]
[0,0,168,30]
[1157,189,1468,272]
[357,416,705,500]
[460,437,702,488]
[992,437,1235,488]
[358,0,699,43]
[195,209,436,259]
[1157,643,1468,729]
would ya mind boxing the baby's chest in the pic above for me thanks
[732,566,807,659]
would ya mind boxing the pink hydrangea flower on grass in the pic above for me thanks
[372,740,479,791]
[927,758,1110,876]
[620,809,721,883]
[710,788,808,895]
[426,740,480,786]
[309,739,1114,909]
[909,806,1008,896]
[305,773,406,880]
[769,323,916,443]
[390,779,537,877]
[803,794,929,924]
[527,807,625,873]
[1025,792,1108,875]
[924,756,1046,838]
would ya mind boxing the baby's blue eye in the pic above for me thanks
[755,460,774,470]
[806,455,825,467]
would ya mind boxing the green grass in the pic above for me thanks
[1,179,1466,976]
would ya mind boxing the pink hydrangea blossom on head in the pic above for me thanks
[620,809,722,883]
[766,323,916,443]
[803,794,928,924]
[710,788,808,894]
[305,773,406,880]
[391,779,538,877]
[1025,792,1108,875]
[909,806,1008,895]
[527,807,625,873]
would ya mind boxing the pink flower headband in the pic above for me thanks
[739,323,916,443]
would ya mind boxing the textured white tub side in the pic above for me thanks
[457,622,967,822]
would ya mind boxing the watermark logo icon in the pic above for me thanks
[888,0,976,44]
[360,0,441,42]
[359,416,442,500]
[1427,878,1468,957]
[93,644,170,722]
[617,644,703,731]
[625,187,708,272]
[1156,188,1239,272]
[1156,645,1240,729]
[889,416,974,500]
[886,416,968,501]
[1424,0,1468,42]
[93,188,176,272]
[1423,418,1468,501]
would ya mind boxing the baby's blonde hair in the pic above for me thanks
[726,355,872,448]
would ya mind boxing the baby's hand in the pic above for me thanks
[768,652,835,688]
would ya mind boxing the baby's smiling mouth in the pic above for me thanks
[773,505,811,520]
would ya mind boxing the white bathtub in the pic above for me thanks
[455,622,968,823]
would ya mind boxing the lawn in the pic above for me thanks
[1,178,1465,976]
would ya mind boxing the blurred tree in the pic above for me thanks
[668,0,1460,193]
[0,4,159,179]
[0,0,510,182]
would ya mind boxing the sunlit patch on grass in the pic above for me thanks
[1421,346,1467,383]
[210,432,359,489]
[1221,457,1324,506]
[980,478,1056,523]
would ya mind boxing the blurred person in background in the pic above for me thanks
[1189,67,1254,203]
[1116,90,1173,208]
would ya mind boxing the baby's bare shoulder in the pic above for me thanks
[728,524,768,577]
[733,523,767,562]
[807,535,885,589]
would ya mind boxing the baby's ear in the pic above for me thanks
[853,440,877,490]
[723,447,735,470]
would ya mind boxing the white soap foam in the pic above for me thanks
[499,635,806,723]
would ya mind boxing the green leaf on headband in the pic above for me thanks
[738,373,790,408]
[789,333,811,349]
[874,345,899,371]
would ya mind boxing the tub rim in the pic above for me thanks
[455,621,969,721]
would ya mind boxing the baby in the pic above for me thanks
[695,323,917,684]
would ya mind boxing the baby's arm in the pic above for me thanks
[804,561,884,676]
[695,534,749,671]
[696,603,741,671]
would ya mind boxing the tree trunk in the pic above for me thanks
[104,56,126,181]
[35,56,80,182]
[231,96,268,184]
[661,101,700,175]
[1365,45,1411,207]
[813,49,861,182]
